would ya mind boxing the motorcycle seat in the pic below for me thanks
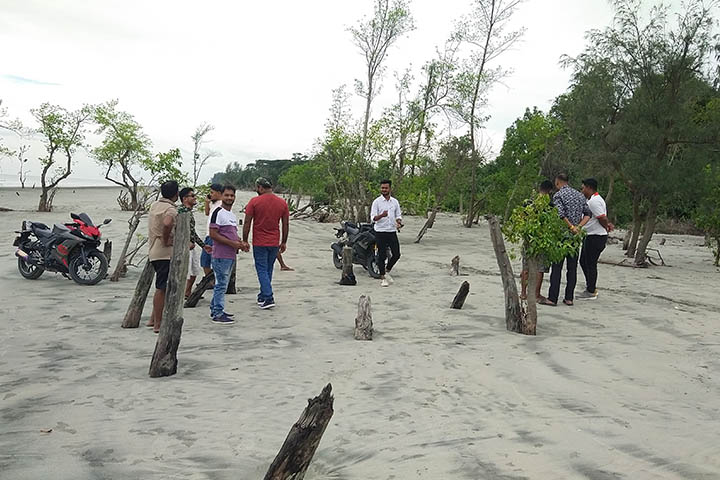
[52,223,71,235]
[31,223,53,237]
[346,225,360,235]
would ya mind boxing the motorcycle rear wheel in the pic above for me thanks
[332,249,343,269]
[17,253,44,280]
[68,250,108,285]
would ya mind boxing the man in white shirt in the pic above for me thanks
[577,178,614,300]
[370,179,403,287]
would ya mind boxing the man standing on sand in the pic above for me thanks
[201,183,224,277]
[242,177,290,310]
[178,187,213,299]
[370,179,403,288]
[577,178,614,300]
[520,180,554,303]
[541,173,590,307]
[208,185,243,324]
[147,181,179,333]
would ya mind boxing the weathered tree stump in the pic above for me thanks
[185,271,215,308]
[622,229,632,251]
[524,256,539,335]
[264,383,334,480]
[486,215,531,335]
[414,207,438,243]
[451,281,470,309]
[226,259,237,294]
[354,295,373,340]
[103,240,112,267]
[450,255,460,276]
[339,246,356,285]
[149,212,190,378]
[121,260,154,328]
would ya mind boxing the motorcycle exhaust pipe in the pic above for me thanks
[16,249,38,264]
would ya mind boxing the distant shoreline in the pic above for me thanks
[0,185,122,191]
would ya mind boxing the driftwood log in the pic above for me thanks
[486,215,532,335]
[339,246,356,285]
[149,212,190,378]
[450,255,460,276]
[227,259,237,294]
[264,384,334,480]
[121,260,154,328]
[451,281,470,309]
[354,295,373,340]
[185,271,215,308]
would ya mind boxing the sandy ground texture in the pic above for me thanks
[1,187,719,480]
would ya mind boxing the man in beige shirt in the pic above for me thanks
[147,181,179,333]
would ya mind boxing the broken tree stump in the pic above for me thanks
[226,259,237,294]
[451,281,470,309]
[486,215,528,335]
[121,260,154,328]
[264,384,334,480]
[149,212,190,378]
[103,240,112,267]
[354,295,373,340]
[185,271,215,308]
[339,246,356,285]
[450,255,460,276]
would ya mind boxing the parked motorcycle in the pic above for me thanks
[330,221,391,279]
[13,212,112,285]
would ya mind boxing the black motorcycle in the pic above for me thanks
[13,212,112,285]
[330,221,391,279]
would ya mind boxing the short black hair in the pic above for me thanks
[160,180,179,199]
[380,179,392,187]
[582,178,599,191]
[210,183,223,192]
[222,184,236,193]
[179,187,194,200]
[555,173,569,183]
[255,177,272,188]
[539,180,554,193]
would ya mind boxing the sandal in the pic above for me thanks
[539,298,557,306]
[563,299,574,306]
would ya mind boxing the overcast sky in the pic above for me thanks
[0,0,619,186]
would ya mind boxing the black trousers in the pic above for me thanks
[375,231,401,276]
[548,251,579,303]
[580,235,607,293]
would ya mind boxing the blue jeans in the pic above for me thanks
[210,257,234,317]
[253,246,279,302]
[200,236,213,268]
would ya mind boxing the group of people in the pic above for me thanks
[521,173,614,306]
[146,177,290,331]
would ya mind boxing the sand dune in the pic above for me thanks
[1,187,719,479]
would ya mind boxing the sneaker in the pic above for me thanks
[259,298,276,309]
[385,273,394,284]
[576,290,598,300]
[212,314,234,324]
[380,278,389,287]
[223,311,235,317]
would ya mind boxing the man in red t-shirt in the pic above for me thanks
[241,177,290,309]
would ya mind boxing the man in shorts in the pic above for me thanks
[201,183,224,276]
[147,181,179,333]
[178,187,213,299]
[520,180,553,302]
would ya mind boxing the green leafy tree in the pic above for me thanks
[696,163,720,266]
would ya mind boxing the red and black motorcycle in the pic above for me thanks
[13,212,112,285]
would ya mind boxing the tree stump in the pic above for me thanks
[103,240,112,267]
[354,295,373,340]
[226,259,237,294]
[622,229,632,251]
[450,255,460,276]
[486,215,528,335]
[149,212,190,378]
[185,271,215,308]
[524,256,539,335]
[339,246,356,285]
[451,281,470,309]
[121,260,154,328]
[264,383,334,480]
[414,207,438,243]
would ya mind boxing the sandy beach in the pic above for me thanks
[1,187,719,480]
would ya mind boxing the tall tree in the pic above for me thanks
[450,0,525,227]
[350,0,414,161]
[31,103,93,212]
[0,99,22,160]
[190,122,220,186]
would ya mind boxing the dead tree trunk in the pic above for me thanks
[264,384,334,480]
[626,194,642,258]
[524,256,539,335]
[226,259,237,294]
[121,260,154,328]
[622,229,632,251]
[354,295,373,340]
[415,208,438,243]
[450,256,460,276]
[111,210,143,282]
[149,212,190,378]
[451,281,470,309]
[485,215,526,334]
[185,271,215,308]
[634,202,658,267]
[103,240,112,267]
[339,246,356,285]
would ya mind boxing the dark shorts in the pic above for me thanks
[200,236,213,268]
[152,260,170,290]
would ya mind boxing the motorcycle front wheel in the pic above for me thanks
[17,251,44,280]
[365,254,382,279]
[332,249,343,269]
[68,250,108,285]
